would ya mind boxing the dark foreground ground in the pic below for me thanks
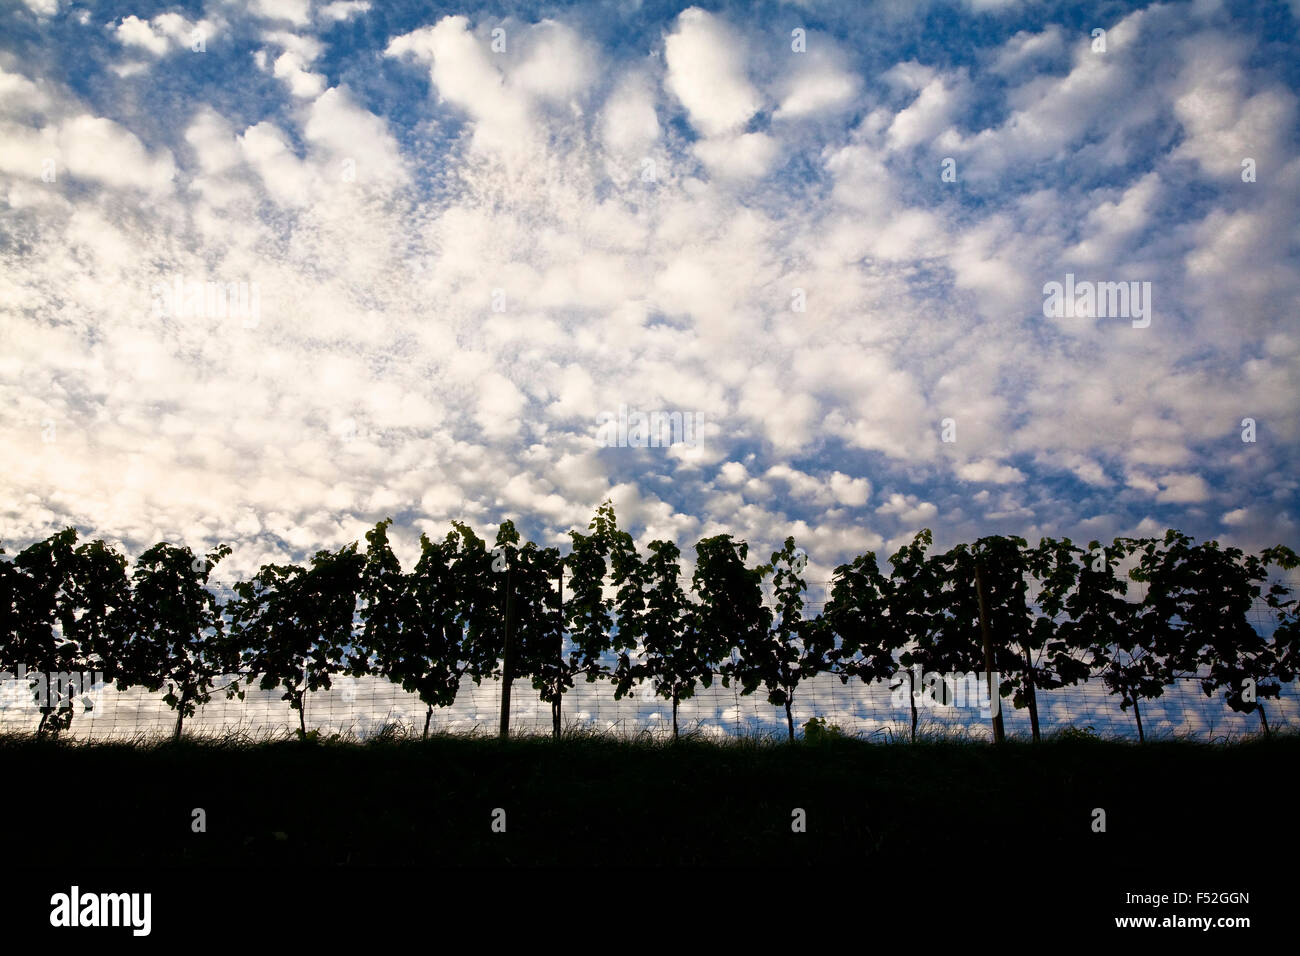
[3,731,1293,942]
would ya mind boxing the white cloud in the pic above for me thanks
[1066,172,1161,264]
[829,472,870,507]
[774,43,859,119]
[272,52,326,98]
[876,494,939,527]
[303,86,407,185]
[0,2,1294,577]
[717,461,749,486]
[252,0,311,27]
[956,9,1151,178]
[318,1,371,23]
[692,131,777,180]
[664,8,762,137]
[112,12,217,59]
[237,121,316,206]
[511,20,596,103]
[115,16,170,56]
[601,71,660,154]
[1170,34,1295,177]
[990,26,1066,76]
[387,16,532,158]
[1155,473,1212,504]
[957,459,1026,485]
[34,114,177,193]
[886,74,964,151]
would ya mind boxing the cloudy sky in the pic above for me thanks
[1,0,1297,586]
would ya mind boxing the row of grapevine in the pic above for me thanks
[1,501,1297,742]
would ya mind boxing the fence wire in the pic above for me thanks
[2,672,1294,743]
[3,593,1293,743]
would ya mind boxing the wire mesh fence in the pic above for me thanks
[3,581,1294,743]
[2,670,1294,743]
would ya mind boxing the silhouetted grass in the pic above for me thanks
[2,730,1294,870]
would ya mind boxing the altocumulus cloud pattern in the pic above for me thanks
[1,0,1297,590]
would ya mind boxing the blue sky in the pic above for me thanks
[1,0,1298,587]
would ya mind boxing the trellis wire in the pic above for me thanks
[3,587,1292,743]
[2,670,1293,743]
